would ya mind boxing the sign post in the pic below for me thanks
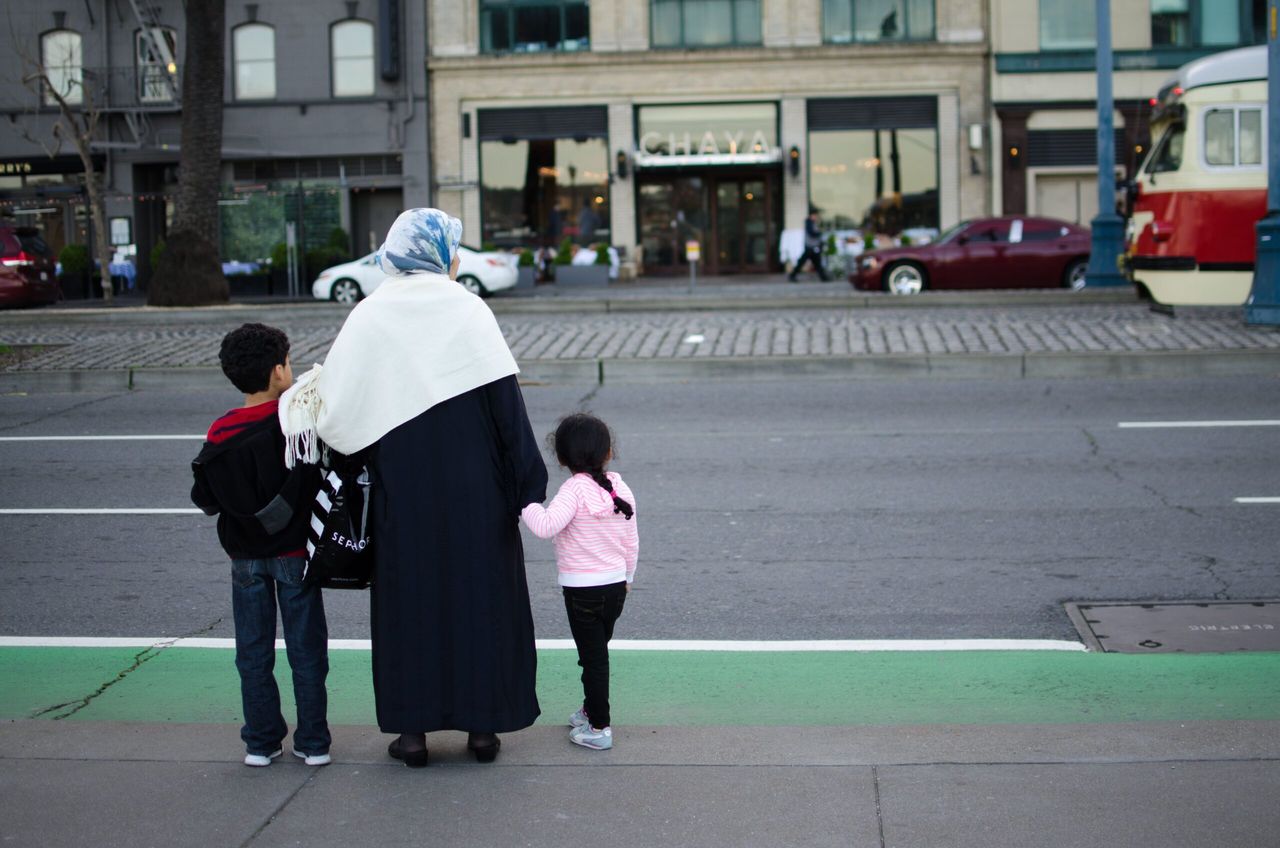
[285,222,299,299]
[686,240,700,293]
[1246,0,1280,325]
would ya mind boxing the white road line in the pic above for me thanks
[0,636,1086,652]
[0,509,203,515]
[1235,497,1280,504]
[1117,420,1280,429]
[0,435,203,442]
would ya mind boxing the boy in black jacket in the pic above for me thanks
[192,323,329,767]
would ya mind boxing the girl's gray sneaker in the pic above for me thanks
[569,707,589,728]
[244,749,282,767]
[569,724,612,750]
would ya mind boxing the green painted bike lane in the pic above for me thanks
[4,647,1279,726]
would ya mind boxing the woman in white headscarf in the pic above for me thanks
[281,208,547,766]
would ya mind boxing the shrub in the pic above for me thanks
[863,233,876,251]
[553,237,575,266]
[824,233,838,256]
[326,227,350,251]
[305,246,349,278]
[594,243,611,265]
[899,234,913,246]
[270,242,288,269]
[518,249,535,267]
[59,244,91,276]
[481,241,498,252]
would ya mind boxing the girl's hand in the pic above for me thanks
[625,583,632,594]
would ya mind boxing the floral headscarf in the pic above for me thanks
[375,208,464,276]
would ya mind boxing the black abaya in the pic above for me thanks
[368,375,548,733]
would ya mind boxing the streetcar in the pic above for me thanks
[1127,45,1267,306]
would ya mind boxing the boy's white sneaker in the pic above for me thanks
[569,724,612,750]
[569,707,590,728]
[293,750,331,766]
[244,749,282,767]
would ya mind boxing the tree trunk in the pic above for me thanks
[84,170,114,302]
[149,0,229,306]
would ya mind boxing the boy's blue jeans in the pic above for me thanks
[231,556,330,756]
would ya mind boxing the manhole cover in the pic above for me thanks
[1065,601,1280,653]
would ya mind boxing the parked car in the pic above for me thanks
[312,246,518,304]
[0,225,59,308]
[850,217,1090,295]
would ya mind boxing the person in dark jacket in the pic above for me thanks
[279,208,548,768]
[789,209,830,282]
[191,323,328,768]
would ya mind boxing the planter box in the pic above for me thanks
[516,266,536,289]
[554,265,610,287]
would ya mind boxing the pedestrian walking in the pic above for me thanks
[789,209,830,282]
[191,323,329,768]
[279,208,548,768]
[521,413,638,751]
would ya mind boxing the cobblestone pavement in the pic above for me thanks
[2,302,1279,371]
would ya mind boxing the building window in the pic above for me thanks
[135,27,178,103]
[1152,0,1264,48]
[823,0,934,44]
[481,1,589,53]
[808,128,938,235]
[651,0,762,48]
[480,138,609,248]
[1039,0,1095,50]
[1203,106,1264,168]
[233,23,276,100]
[331,20,375,96]
[41,30,83,106]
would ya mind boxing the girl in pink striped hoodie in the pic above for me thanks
[521,413,638,750]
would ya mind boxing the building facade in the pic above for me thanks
[0,0,428,291]
[992,0,1267,224]
[428,0,989,275]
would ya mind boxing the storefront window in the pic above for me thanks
[332,20,375,97]
[1039,0,1095,50]
[233,23,276,100]
[651,0,762,48]
[808,128,938,234]
[823,0,935,43]
[480,138,609,247]
[41,30,83,106]
[481,1,589,53]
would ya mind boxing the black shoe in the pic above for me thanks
[388,735,428,768]
[467,732,501,763]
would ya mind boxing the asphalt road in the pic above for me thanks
[1,374,1278,642]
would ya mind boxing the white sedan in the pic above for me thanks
[312,246,518,303]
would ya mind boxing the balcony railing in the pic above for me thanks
[46,65,184,111]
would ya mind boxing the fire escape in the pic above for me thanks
[89,0,182,152]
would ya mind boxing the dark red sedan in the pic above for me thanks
[0,225,59,308]
[850,216,1091,294]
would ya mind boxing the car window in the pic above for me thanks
[0,234,21,256]
[967,221,1011,243]
[1021,220,1064,242]
[934,221,970,245]
[17,233,50,257]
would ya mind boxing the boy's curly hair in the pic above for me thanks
[219,323,290,394]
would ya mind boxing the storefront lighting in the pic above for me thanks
[594,195,605,204]
[788,145,800,177]
[615,150,629,179]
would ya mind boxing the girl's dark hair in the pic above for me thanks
[549,413,633,520]
[219,323,290,394]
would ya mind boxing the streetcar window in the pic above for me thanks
[1146,124,1184,174]
[1241,109,1263,165]
[1205,110,1235,166]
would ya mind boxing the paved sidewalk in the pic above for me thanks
[3,280,1279,390]
[2,718,1277,847]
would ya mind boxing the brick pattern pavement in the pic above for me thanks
[2,305,1278,371]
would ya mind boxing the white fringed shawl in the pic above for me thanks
[279,272,518,466]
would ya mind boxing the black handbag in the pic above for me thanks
[303,454,373,590]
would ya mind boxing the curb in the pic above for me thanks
[4,349,1277,394]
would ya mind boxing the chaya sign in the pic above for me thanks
[639,130,774,158]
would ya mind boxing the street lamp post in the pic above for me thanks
[1086,0,1127,287]
[1246,0,1280,325]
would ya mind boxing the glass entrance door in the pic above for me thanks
[713,177,771,273]
[637,171,776,274]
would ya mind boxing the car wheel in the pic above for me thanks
[458,274,488,297]
[1064,259,1088,291]
[331,278,362,304]
[883,262,926,295]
